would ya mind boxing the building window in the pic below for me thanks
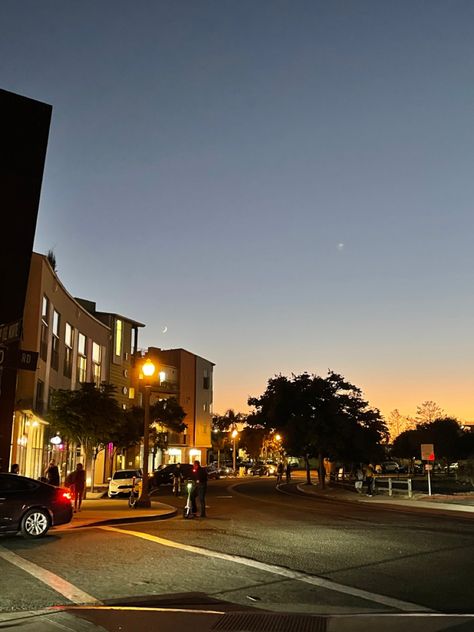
[203,368,210,390]
[92,342,101,386]
[115,319,123,357]
[77,333,87,383]
[129,387,135,399]
[40,296,49,361]
[50,310,60,371]
[35,380,44,415]
[203,402,207,412]
[64,323,74,378]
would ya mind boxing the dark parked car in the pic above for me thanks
[152,463,194,486]
[0,473,73,538]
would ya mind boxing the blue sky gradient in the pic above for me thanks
[2,1,474,417]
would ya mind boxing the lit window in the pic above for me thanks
[50,310,60,371]
[92,342,101,364]
[78,333,86,356]
[77,333,87,383]
[92,342,101,386]
[64,323,74,378]
[52,310,60,337]
[159,371,166,383]
[115,320,123,357]
[129,387,135,399]
[41,296,49,322]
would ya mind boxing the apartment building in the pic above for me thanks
[146,347,214,465]
[12,253,110,480]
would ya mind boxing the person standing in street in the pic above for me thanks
[285,462,292,483]
[70,463,86,512]
[191,460,208,517]
[365,463,375,497]
[45,459,60,486]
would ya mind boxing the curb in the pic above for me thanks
[296,483,474,515]
[60,505,178,530]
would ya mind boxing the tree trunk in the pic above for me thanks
[304,453,311,485]
[217,448,221,469]
[318,452,325,489]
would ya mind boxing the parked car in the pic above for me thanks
[108,469,142,498]
[0,473,73,538]
[248,462,278,476]
[152,463,194,486]
[381,461,400,473]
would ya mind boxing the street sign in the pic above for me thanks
[425,464,433,471]
[421,443,435,461]
[0,319,22,344]
[17,350,38,371]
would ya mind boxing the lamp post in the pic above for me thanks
[136,358,155,508]
[231,428,238,474]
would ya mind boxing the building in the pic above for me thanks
[12,253,110,481]
[146,347,214,465]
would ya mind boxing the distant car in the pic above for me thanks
[382,461,400,473]
[152,463,194,486]
[0,473,73,538]
[108,469,142,497]
[248,462,278,476]
[206,464,220,479]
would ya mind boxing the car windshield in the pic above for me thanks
[2,1,474,623]
[112,471,138,480]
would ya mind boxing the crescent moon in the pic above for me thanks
[162,326,168,334]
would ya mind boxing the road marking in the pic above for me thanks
[0,546,100,605]
[100,526,432,612]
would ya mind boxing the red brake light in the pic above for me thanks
[57,489,72,502]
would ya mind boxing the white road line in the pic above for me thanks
[100,526,432,613]
[0,546,100,605]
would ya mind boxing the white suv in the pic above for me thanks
[107,469,142,498]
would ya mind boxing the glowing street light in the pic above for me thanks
[231,428,238,474]
[136,358,156,508]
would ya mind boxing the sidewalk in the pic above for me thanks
[55,497,177,530]
[295,481,474,515]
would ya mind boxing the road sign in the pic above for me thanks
[425,464,433,471]
[421,443,435,461]
[0,319,22,344]
[17,350,38,371]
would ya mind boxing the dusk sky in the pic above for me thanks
[2,2,474,420]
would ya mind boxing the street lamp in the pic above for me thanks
[231,428,238,474]
[136,358,156,508]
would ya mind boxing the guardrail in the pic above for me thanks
[375,477,413,498]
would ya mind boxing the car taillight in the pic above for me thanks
[57,489,72,502]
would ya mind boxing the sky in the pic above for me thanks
[2,1,474,420]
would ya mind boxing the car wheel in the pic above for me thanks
[20,509,50,538]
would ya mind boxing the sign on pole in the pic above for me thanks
[421,443,434,496]
[421,444,435,462]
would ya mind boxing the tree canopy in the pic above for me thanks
[248,371,387,486]
[392,416,465,463]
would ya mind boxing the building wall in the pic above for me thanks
[146,347,214,465]
[12,253,110,481]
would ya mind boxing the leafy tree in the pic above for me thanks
[248,371,387,488]
[239,426,266,461]
[392,417,463,470]
[47,383,124,490]
[211,410,246,465]
[416,401,444,424]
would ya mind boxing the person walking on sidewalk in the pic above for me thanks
[365,463,375,497]
[70,463,86,512]
[191,460,208,517]
[45,459,60,486]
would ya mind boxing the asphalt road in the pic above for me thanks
[1,478,473,615]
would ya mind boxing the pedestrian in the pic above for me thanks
[70,463,86,512]
[276,462,284,484]
[172,463,184,496]
[10,464,20,474]
[191,460,208,517]
[45,459,60,486]
[365,463,375,497]
[354,466,364,493]
[285,462,292,483]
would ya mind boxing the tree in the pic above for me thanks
[239,426,266,461]
[150,397,187,468]
[416,401,444,425]
[386,409,415,442]
[47,383,125,491]
[248,371,387,488]
[211,410,246,466]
